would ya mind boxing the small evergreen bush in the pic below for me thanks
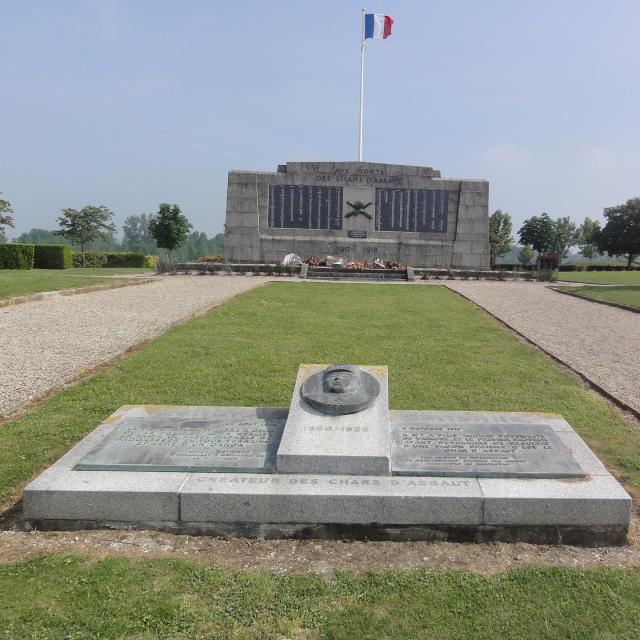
[33,244,72,269]
[72,252,146,268]
[72,252,107,268]
[0,244,34,269]
[534,269,554,281]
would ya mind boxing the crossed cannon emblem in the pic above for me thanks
[345,200,373,220]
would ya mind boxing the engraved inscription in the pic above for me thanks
[400,428,553,468]
[75,414,286,473]
[314,167,402,185]
[113,421,281,461]
[200,476,473,488]
[375,189,448,233]
[391,422,585,478]
[268,185,342,230]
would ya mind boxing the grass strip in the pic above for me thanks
[1,283,639,504]
[0,268,150,299]
[554,271,640,285]
[1,556,639,639]
[561,285,640,310]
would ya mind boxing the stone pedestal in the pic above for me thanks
[276,365,390,475]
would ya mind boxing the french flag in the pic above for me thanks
[364,13,394,39]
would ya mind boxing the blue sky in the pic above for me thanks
[2,1,639,238]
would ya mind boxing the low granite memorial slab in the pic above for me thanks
[391,420,584,478]
[74,406,286,473]
[22,366,632,546]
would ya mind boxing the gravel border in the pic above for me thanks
[0,278,155,309]
[445,281,640,417]
[0,275,271,416]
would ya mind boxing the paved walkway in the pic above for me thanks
[0,276,269,416]
[445,281,640,415]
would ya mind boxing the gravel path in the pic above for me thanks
[445,281,640,415]
[0,275,269,415]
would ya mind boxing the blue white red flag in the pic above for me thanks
[364,13,393,39]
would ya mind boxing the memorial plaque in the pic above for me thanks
[391,421,585,478]
[348,230,368,239]
[268,185,342,230]
[375,188,448,233]
[75,409,286,473]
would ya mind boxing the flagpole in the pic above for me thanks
[358,7,366,161]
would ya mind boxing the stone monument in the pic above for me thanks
[224,162,490,268]
[24,364,631,545]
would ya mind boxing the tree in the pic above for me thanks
[122,214,155,253]
[55,205,117,267]
[148,203,192,258]
[14,228,68,245]
[596,197,640,268]
[577,217,601,261]
[549,216,579,257]
[518,213,559,268]
[0,194,15,234]
[488,210,513,269]
[517,245,534,267]
[0,229,7,244]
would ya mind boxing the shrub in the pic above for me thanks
[155,254,177,273]
[105,252,146,268]
[72,251,146,268]
[535,269,554,281]
[72,252,107,268]
[144,255,158,269]
[0,244,34,269]
[195,255,224,263]
[33,244,72,269]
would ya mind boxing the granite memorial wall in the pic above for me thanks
[224,162,490,268]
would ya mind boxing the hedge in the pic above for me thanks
[72,251,147,268]
[0,244,34,269]
[33,244,73,269]
[585,264,638,271]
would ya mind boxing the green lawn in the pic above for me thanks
[560,285,640,310]
[1,557,639,639]
[3,282,640,638]
[554,270,640,285]
[0,268,152,299]
[2,283,639,506]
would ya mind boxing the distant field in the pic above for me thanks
[554,271,640,285]
[0,268,151,299]
[561,285,640,310]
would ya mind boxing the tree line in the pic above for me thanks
[489,197,640,269]
[0,198,223,264]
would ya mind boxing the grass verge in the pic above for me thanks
[1,557,639,639]
[1,283,639,505]
[0,268,151,299]
[561,285,640,310]
[554,270,640,285]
